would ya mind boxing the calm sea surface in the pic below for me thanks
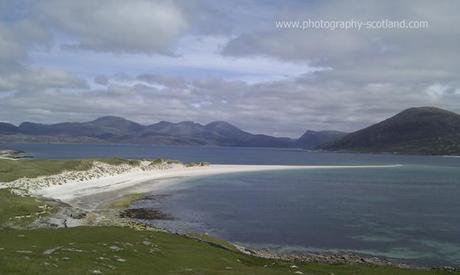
[3,143,460,266]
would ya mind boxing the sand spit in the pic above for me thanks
[9,163,402,204]
[1,160,181,196]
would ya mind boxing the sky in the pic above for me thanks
[0,0,459,137]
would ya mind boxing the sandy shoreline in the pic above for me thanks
[33,164,402,208]
[8,162,440,270]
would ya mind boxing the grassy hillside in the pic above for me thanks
[296,130,347,149]
[324,107,460,155]
[0,226,454,275]
[0,189,46,226]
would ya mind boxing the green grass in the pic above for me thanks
[0,227,453,275]
[0,158,140,182]
[0,189,45,227]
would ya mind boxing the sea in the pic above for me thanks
[3,143,460,266]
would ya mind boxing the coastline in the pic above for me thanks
[31,164,402,208]
[2,160,459,272]
[34,162,433,270]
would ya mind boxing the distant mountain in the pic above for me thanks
[18,116,145,139]
[0,117,296,148]
[322,107,460,155]
[0,122,17,134]
[295,130,347,149]
[4,107,460,154]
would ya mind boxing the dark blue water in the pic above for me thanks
[2,143,460,167]
[3,143,460,266]
[140,165,460,267]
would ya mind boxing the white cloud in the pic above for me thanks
[1,0,460,137]
[0,14,83,94]
[0,19,50,68]
[223,0,460,84]
[30,35,321,84]
[3,73,460,137]
[425,83,451,101]
[38,0,187,54]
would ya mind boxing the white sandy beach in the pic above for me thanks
[32,164,402,207]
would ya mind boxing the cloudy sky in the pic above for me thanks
[1,0,459,137]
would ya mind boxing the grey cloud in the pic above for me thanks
[218,0,460,134]
[223,0,460,81]
[0,10,85,94]
[178,0,276,35]
[2,0,265,57]
[1,1,460,138]
[37,0,188,54]
[137,74,188,89]
[0,19,49,69]
[0,67,87,93]
[3,73,460,137]
[94,75,109,86]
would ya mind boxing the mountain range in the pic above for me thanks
[0,116,328,148]
[2,106,460,155]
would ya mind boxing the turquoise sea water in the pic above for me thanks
[4,143,460,266]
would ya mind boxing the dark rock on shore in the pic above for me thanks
[236,246,417,269]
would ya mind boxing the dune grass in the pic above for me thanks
[0,158,140,182]
[0,157,192,183]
